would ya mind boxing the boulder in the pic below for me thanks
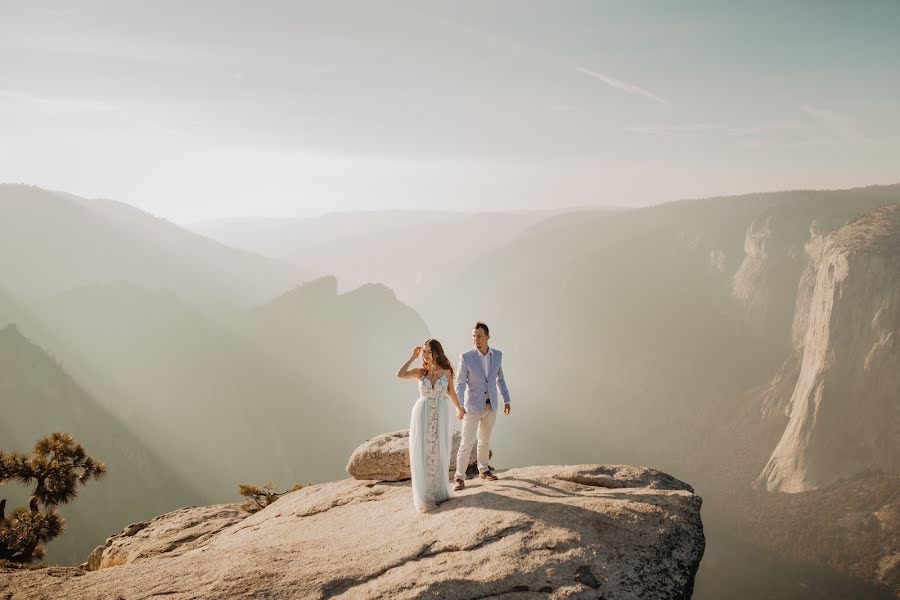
[346,429,489,481]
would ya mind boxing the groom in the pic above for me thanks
[453,321,511,491]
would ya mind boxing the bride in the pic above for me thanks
[396,339,466,512]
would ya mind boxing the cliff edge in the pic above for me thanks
[0,463,704,599]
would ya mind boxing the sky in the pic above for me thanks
[1,0,899,223]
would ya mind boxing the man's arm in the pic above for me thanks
[455,353,468,404]
[497,360,511,409]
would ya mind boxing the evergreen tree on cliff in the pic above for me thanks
[0,432,106,564]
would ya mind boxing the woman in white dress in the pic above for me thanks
[396,339,466,512]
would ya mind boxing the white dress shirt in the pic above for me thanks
[480,347,492,378]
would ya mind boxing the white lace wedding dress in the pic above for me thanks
[408,372,455,512]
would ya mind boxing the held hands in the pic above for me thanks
[456,406,466,420]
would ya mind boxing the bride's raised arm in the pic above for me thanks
[396,345,424,379]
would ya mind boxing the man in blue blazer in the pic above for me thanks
[453,321,511,490]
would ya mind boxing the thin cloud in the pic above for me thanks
[0,89,123,113]
[626,122,807,137]
[799,104,867,144]
[0,89,179,136]
[550,105,587,114]
[576,67,667,104]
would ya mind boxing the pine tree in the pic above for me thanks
[0,432,106,563]
[238,481,307,513]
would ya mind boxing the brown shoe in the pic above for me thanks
[479,470,498,481]
[454,478,465,491]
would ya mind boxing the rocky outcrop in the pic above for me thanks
[82,504,248,571]
[346,429,484,481]
[755,204,900,492]
[0,464,705,600]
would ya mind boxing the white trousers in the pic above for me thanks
[454,403,497,480]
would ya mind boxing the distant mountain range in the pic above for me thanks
[0,323,197,566]
[0,184,312,312]
[0,186,430,564]
[190,207,621,303]
[1,182,897,597]
[403,183,900,598]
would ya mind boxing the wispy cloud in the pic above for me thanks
[0,89,179,136]
[0,89,123,113]
[550,104,588,114]
[799,104,867,144]
[625,122,807,137]
[576,66,667,104]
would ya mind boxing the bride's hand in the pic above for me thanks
[456,406,466,420]
[410,346,422,360]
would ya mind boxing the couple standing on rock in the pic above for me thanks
[396,321,512,513]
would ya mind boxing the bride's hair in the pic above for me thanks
[422,338,454,377]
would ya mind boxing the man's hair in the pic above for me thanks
[474,321,490,336]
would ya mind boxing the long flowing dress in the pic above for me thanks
[408,372,455,512]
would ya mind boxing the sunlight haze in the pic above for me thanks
[1,0,898,222]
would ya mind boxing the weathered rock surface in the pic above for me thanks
[756,204,900,492]
[0,464,704,600]
[758,220,844,418]
[346,429,483,481]
[82,504,248,571]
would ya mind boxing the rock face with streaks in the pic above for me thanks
[0,464,705,600]
[756,204,900,492]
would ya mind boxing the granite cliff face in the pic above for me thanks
[755,204,900,492]
[0,464,704,600]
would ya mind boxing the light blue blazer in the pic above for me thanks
[455,348,511,415]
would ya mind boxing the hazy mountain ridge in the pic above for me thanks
[239,275,431,440]
[0,324,197,566]
[18,278,429,494]
[191,207,620,302]
[0,184,311,311]
[0,222,430,567]
[3,182,899,597]
[190,208,594,257]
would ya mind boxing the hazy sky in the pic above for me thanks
[1,0,899,222]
